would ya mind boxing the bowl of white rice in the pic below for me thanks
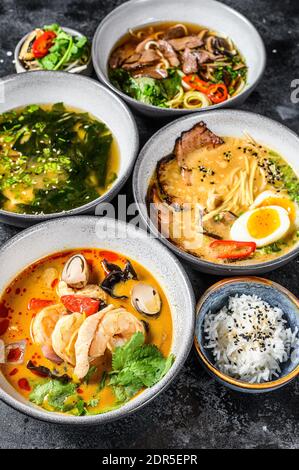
[195,277,299,392]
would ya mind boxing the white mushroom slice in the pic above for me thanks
[61,254,90,289]
[57,280,107,301]
[52,312,85,365]
[131,283,162,315]
[19,29,43,61]
[74,304,114,379]
[30,304,66,346]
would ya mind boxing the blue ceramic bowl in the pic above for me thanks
[195,277,299,393]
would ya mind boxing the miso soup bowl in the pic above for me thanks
[92,0,266,118]
[0,71,139,227]
[0,216,195,425]
[133,109,299,275]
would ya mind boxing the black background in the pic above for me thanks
[0,0,298,449]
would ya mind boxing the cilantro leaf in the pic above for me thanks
[29,379,79,412]
[109,332,175,403]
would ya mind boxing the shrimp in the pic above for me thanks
[57,281,107,302]
[52,312,85,365]
[74,305,114,379]
[90,308,145,356]
[30,303,66,346]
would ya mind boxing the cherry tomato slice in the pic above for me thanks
[7,347,22,362]
[61,295,101,316]
[32,31,56,58]
[28,298,54,310]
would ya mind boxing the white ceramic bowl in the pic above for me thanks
[92,0,266,118]
[0,71,139,227]
[133,109,299,275]
[0,216,195,424]
[15,26,93,76]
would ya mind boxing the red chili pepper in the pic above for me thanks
[207,83,228,104]
[51,278,59,289]
[9,368,18,376]
[7,347,22,362]
[77,388,83,394]
[183,74,211,93]
[209,240,256,260]
[28,298,54,310]
[0,318,9,336]
[61,295,100,316]
[0,302,8,318]
[32,31,56,58]
[18,378,31,392]
[99,251,119,262]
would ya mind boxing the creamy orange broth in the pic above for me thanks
[150,137,299,265]
[0,249,172,414]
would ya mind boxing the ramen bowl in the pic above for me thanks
[92,0,266,118]
[0,216,195,424]
[194,277,299,393]
[133,109,299,275]
[0,71,138,227]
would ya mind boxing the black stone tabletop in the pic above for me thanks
[0,0,298,450]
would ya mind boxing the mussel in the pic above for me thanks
[131,283,162,316]
[61,254,89,289]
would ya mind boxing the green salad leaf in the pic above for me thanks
[108,332,175,403]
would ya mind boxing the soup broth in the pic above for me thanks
[0,249,173,415]
[148,123,299,265]
[0,104,119,214]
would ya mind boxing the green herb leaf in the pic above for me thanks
[109,332,175,404]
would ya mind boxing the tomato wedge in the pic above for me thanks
[183,74,210,93]
[7,347,22,362]
[207,83,228,104]
[61,295,101,316]
[210,240,256,260]
[32,31,56,58]
[28,298,54,310]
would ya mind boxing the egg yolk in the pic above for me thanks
[259,197,296,224]
[247,208,281,239]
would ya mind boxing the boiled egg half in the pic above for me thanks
[250,190,299,228]
[230,206,290,247]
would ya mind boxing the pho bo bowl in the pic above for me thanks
[0,216,195,424]
[92,0,266,118]
[133,109,299,275]
[194,277,299,393]
[15,27,93,76]
[0,71,139,227]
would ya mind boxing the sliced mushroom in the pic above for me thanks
[61,254,89,289]
[131,283,161,316]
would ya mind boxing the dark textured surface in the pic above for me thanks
[0,0,298,450]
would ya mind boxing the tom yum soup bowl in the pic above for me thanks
[0,216,195,424]
[92,0,266,118]
[133,109,299,276]
[0,71,138,227]
[194,277,299,393]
